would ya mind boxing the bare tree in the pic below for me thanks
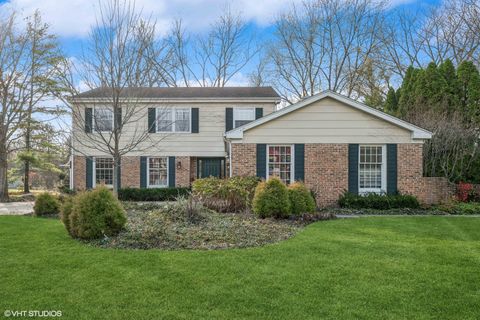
[0,13,31,201]
[382,0,480,83]
[266,0,386,103]
[168,7,257,87]
[58,0,169,195]
[407,109,479,182]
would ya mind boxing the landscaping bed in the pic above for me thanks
[90,202,305,250]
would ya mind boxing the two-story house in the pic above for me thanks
[70,87,449,207]
[70,87,280,192]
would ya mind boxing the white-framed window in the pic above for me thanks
[156,107,191,133]
[267,145,293,185]
[359,145,386,194]
[233,108,255,128]
[94,107,113,132]
[94,157,114,187]
[147,157,168,187]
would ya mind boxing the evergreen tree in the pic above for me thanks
[438,59,460,112]
[457,61,480,124]
[384,87,398,114]
[397,66,420,116]
[414,62,448,109]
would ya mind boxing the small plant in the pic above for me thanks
[33,192,60,216]
[192,176,260,213]
[69,186,126,239]
[253,177,290,218]
[338,191,420,209]
[456,182,474,202]
[163,195,204,223]
[288,182,316,215]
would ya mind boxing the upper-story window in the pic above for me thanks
[233,108,255,128]
[94,107,113,131]
[359,145,386,194]
[156,107,191,133]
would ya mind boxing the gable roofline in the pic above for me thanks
[225,90,433,140]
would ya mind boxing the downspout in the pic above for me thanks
[228,140,232,177]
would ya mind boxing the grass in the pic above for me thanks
[1,216,480,319]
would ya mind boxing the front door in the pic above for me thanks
[197,158,225,178]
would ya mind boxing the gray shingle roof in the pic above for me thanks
[74,87,280,99]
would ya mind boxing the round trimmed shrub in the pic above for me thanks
[252,177,290,218]
[33,192,60,216]
[288,182,316,215]
[60,196,74,235]
[69,186,126,239]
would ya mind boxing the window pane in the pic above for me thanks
[359,146,383,190]
[157,108,172,132]
[95,158,113,186]
[148,157,168,187]
[267,145,292,184]
[175,108,190,132]
[233,108,255,128]
[94,108,113,131]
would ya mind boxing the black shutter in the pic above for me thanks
[85,108,92,133]
[86,157,93,189]
[348,144,359,194]
[294,144,305,182]
[148,108,156,133]
[191,108,199,133]
[168,157,176,187]
[114,107,122,131]
[387,144,398,195]
[226,108,233,131]
[140,156,147,188]
[255,108,263,119]
[256,144,267,179]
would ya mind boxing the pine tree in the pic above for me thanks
[457,61,480,124]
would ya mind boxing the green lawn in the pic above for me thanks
[1,216,480,320]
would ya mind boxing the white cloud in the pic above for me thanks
[1,0,416,38]
[0,0,300,38]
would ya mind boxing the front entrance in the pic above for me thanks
[197,158,226,179]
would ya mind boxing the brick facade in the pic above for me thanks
[121,157,140,188]
[304,144,349,207]
[231,144,256,176]
[229,142,451,208]
[175,156,191,187]
[73,155,86,190]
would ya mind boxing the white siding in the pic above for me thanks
[72,102,275,157]
[236,97,418,144]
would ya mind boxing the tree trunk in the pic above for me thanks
[0,143,9,202]
[24,160,30,193]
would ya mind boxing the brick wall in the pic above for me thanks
[397,144,424,197]
[175,156,191,187]
[231,144,256,176]
[121,157,140,188]
[304,144,349,207]
[73,155,86,190]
